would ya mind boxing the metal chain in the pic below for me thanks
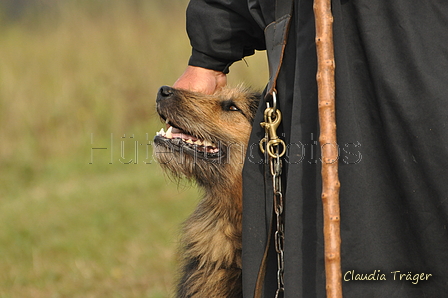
[259,92,286,297]
[272,155,285,297]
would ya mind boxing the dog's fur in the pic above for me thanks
[153,85,259,298]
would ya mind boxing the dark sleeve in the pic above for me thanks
[186,0,266,73]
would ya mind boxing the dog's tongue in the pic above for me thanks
[166,126,198,141]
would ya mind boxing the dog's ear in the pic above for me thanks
[248,92,262,123]
[252,92,262,101]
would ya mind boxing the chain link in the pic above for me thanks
[259,92,285,298]
[272,154,285,298]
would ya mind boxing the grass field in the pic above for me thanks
[0,1,267,297]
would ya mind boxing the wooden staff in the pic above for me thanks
[313,0,343,297]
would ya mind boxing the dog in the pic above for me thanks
[153,85,260,297]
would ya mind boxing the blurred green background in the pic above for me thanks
[0,0,267,297]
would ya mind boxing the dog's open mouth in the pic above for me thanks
[155,121,223,159]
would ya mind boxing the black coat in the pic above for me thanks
[186,0,448,297]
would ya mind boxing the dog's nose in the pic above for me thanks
[158,86,174,98]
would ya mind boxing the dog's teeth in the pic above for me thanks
[156,128,165,136]
[165,126,173,139]
[203,140,216,147]
[194,140,203,145]
[185,139,194,144]
[165,118,169,124]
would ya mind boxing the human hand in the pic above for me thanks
[173,66,227,95]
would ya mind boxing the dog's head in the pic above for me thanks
[153,85,260,188]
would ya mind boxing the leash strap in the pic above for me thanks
[254,1,294,297]
[264,0,294,99]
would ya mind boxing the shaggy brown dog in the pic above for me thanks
[153,85,259,298]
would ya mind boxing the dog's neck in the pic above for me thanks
[200,172,243,218]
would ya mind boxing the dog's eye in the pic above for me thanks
[229,105,239,111]
[221,100,241,112]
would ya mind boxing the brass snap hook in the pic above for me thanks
[259,105,286,158]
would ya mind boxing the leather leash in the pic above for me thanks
[254,0,294,297]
